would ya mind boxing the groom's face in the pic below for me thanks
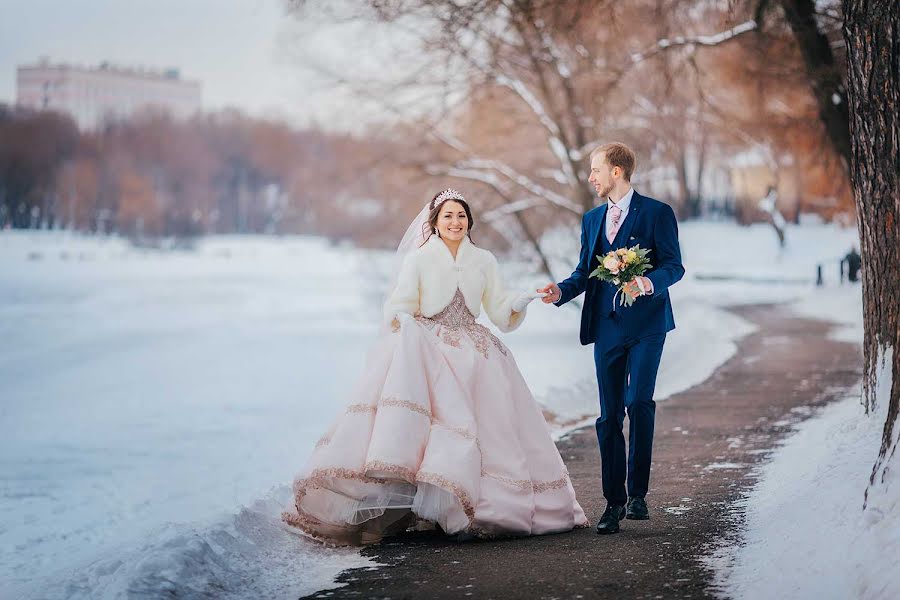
[588,153,615,200]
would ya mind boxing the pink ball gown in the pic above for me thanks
[282,237,587,545]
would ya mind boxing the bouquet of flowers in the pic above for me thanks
[589,245,653,307]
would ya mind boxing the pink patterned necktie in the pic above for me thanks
[607,205,623,243]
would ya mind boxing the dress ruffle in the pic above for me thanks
[282,290,587,545]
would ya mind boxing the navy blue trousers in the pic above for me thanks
[593,321,666,506]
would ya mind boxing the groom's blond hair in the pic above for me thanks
[590,142,636,181]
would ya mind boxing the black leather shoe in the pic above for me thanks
[595,504,625,534]
[626,497,649,520]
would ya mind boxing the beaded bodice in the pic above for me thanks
[415,289,508,359]
[426,288,477,327]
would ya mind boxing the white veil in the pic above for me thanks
[386,189,466,293]
[384,203,431,297]
[395,203,433,261]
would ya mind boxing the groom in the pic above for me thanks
[539,142,684,535]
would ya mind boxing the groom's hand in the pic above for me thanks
[622,280,642,301]
[623,276,653,301]
[635,276,653,294]
[537,283,560,303]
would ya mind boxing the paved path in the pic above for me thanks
[304,304,862,600]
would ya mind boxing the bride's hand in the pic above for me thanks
[392,312,414,331]
[511,291,544,313]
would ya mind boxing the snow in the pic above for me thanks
[0,219,867,598]
[708,350,898,600]
[702,239,900,598]
[0,232,382,599]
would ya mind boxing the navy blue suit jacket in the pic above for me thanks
[555,191,685,345]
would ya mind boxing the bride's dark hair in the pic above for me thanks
[424,191,475,244]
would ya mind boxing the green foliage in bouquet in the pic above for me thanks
[589,245,653,307]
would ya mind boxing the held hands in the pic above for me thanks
[535,277,650,306]
[537,283,561,304]
[511,291,547,313]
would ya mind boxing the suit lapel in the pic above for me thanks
[612,192,641,248]
[589,203,609,260]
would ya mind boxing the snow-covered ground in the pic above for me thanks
[0,220,870,598]
[0,234,382,599]
[707,282,899,599]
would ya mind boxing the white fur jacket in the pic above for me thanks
[383,235,527,333]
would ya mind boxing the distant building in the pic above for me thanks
[16,58,201,130]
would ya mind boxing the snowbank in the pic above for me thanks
[710,280,900,599]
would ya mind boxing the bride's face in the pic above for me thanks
[436,201,469,242]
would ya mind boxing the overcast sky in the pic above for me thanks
[0,0,424,130]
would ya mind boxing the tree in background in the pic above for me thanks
[0,109,79,229]
[0,105,412,244]
[288,0,774,275]
[288,0,860,268]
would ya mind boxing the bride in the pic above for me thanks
[282,189,587,544]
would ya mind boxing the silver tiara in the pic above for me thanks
[435,188,465,205]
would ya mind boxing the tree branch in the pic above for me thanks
[630,20,759,62]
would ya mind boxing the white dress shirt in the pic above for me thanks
[606,187,653,295]
[606,187,635,240]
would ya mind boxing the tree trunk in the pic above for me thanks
[842,0,900,501]
[675,150,690,219]
[692,134,707,219]
[779,0,852,168]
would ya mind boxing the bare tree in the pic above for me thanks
[288,0,760,277]
[755,0,851,167]
[842,0,900,502]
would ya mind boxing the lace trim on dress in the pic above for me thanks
[532,474,572,493]
[411,289,509,359]
[481,470,572,493]
[286,461,582,543]
[344,396,431,418]
[325,402,569,493]
[339,398,474,442]
[481,471,532,490]
[435,422,476,440]
[281,508,344,544]
[287,463,477,530]
[379,396,431,418]
[415,470,476,522]
[294,466,389,502]
[364,460,417,484]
